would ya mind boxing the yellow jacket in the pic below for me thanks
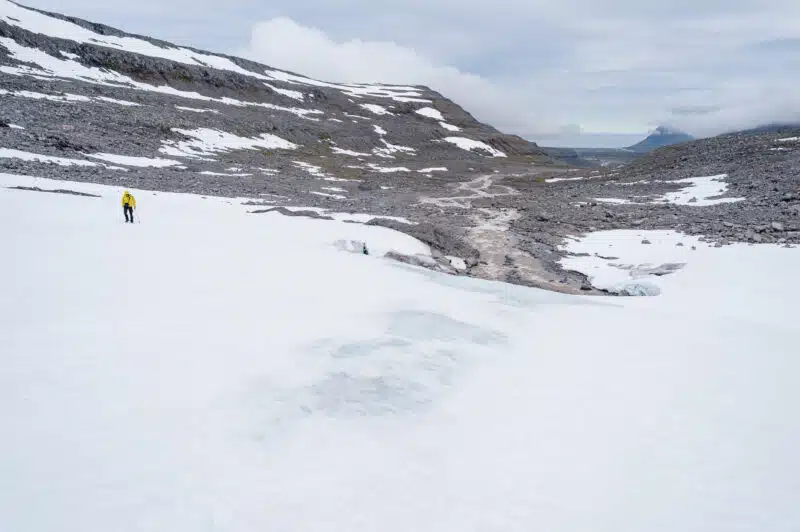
[122,191,136,208]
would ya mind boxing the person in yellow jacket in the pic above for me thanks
[122,190,136,223]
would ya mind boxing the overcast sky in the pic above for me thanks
[19,0,800,147]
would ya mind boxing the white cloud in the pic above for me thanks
[238,17,563,137]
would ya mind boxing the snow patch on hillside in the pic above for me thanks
[332,147,371,157]
[264,69,431,103]
[0,88,139,106]
[546,176,587,183]
[440,122,461,132]
[596,175,744,207]
[160,128,297,159]
[443,137,507,157]
[88,153,183,168]
[418,167,448,173]
[95,96,140,106]
[175,106,219,114]
[416,107,444,120]
[0,148,126,170]
[367,165,411,173]
[293,161,327,177]
[595,197,634,205]
[360,104,392,116]
[200,171,253,177]
[656,174,744,206]
[263,82,304,101]
[293,162,354,182]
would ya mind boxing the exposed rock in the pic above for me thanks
[616,282,662,297]
[250,207,334,220]
[367,219,479,264]
[746,231,764,243]
[614,263,685,277]
[8,185,102,197]
[772,222,785,232]
[384,251,457,274]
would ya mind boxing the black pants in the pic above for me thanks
[124,205,134,223]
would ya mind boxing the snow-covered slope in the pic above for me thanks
[2,172,799,531]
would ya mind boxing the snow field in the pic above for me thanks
[1,173,799,531]
[561,229,800,322]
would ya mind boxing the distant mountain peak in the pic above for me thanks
[627,126,694,153]
[650,125,687,136]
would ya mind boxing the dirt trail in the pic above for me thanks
[418,174,519,209]
[420,173,594,294]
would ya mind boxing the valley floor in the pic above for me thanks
[2,173,799,531]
